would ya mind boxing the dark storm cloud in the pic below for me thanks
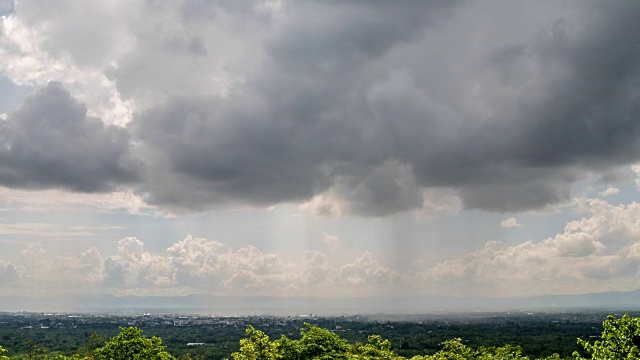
[130,0,640,215]
[9,1,640,216]
[132,1,462,213]
[0,82,139,192]
[413,1,640,210]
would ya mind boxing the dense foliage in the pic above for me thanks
[227,315,640,360]
[1,314,639,359]
[229,326,553,360]
[0,345,9,360]
[0,312,609,358]
[574,314,640,359]
[93,327,174,360]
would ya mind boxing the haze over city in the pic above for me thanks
[1,0,640,312]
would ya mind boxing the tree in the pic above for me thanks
[574,314,640,359]
[231,326,280,360]
[409,339,530,360]
[232,323,351,360]
[94,327,174,360]
[292,323,350,360]
[77,332,107,359]
[25,339,47,360]
[410,338,475,360]
[230,322,579,360]
[349,335,403,360]
[0,345,9,360]
[475,344,528,360]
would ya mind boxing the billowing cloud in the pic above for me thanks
[337,252,399,287]
[500,217,523,228]
[129,1,640,215]
[2,1,640,217]
[322,233,340,252]
[5,197,640,296]
[130,1,462,215]
[421,199,640,295]
[0,234,398,295]
[167,236,332,293]
[103,237,173,287]
[0,261,22,284]
[600,187,620,197]
[0,82,139,192]
[8,0,640,304]
[51,247,105,285]
[12,0,129,67]
[167,235,285,290]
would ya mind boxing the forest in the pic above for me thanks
[1,313,640,359]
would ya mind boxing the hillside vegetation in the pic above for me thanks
[2,314,640,359]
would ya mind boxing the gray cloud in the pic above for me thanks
[412,1,640,210]
[131,1,465,214]
[13,0,126,67]
[0,82,139,192]
[6,1,640,216]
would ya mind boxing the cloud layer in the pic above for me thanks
[421,199,640,296]
[2,197,640,297]
[1,1,640,216]
[0,235,398,297]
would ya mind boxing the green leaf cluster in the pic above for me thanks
[0,345,9,360]
[230,314,640,360]
[93,327,174,360]
[574,314,640,360]
[231,323,351,360]
[231,324,540,360]
[408,339,530,360]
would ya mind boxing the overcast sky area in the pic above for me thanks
[2,0,640,301]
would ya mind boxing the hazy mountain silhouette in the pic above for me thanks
[2,290,640,315]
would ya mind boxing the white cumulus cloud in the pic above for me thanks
[600,187,620,197]
[421,199,640,296]
[500,217,524,228]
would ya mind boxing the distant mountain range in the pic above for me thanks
[1,290,640,315]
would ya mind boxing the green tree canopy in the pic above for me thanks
[349,335,404,360]
[574,314,640,360]
[0,345,9,360]
[231,326,280,360]
[94,327,174,360]
[291,323,350,360]
[230,324,568,360]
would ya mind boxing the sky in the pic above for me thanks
[1,0,640,301]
